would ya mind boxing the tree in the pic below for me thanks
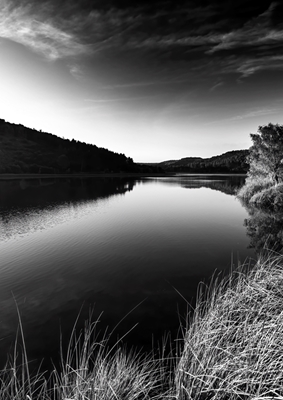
[248,123,283,185]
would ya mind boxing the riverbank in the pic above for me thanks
[0,172,173,180]
[0,172,246,180]
[2,252,283,399]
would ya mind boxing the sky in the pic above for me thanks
[0,0,283,162]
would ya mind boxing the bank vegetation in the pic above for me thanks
[238,123,283,210]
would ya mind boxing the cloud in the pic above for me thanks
[2,0,282,86]
[104,77,197,89]
[207,108,278,125]
[206,2,283,56]
[209,81,224,92]
[0,0,90,61]
[229,109,278,121]
[83,95,158,103]
[220,55,283,78]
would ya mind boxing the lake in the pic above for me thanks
[0,174,254,372]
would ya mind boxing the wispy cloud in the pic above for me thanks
[206,2,283,57]
[229,109,278,121]
[84,95,158,103]
[2,0,283,86]
[104,76,197,89]
[236,56,283,78]
[207,108,278,125]
[209,81,224,92]
[0,1,89,61]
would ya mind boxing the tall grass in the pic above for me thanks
[0,313,173,400]
[175,253,283,400]
[53,316,173,400]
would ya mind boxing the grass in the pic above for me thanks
[3,253,283,399]
[175,253,283,400]
[53,316,173,400]
[0,312,174,400]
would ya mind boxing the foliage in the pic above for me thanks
[248,123,283,184]
[237,175,273,201]
[249,183,283,209]
[237,123,283,206]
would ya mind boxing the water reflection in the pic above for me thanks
[242,203,283,253]
[0,175,253,372]
[146,174,245,195]
[0,178,135,241]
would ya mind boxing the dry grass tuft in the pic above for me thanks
[175,253,283,400]
[0,314,173,399]
[53,319,169,399]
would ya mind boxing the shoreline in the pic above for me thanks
[0,172,246,180]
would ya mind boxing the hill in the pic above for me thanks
[153,150,249,173]
[0,119,161,174]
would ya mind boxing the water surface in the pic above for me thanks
[0,175,254,370]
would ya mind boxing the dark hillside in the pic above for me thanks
[0,119,159,174]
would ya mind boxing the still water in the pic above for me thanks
[0,175,254,371]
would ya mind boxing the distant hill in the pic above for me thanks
[149,150,249,173]
[0,119,161,174]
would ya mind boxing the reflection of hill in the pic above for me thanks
[0,178,135,240]
[148,175,245,195]
[180,179,243,195]
[242,204,283,253]
[0,177,135,209]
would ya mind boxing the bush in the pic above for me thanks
[237,176,273,202]
[250,183,283,210]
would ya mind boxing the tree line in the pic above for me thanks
[0,119,162,174]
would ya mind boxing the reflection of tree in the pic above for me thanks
[150,176,246,195]
[0,178,136,240]
[181,179,244,195]
[243,204,283,253]
[0,178,136,213]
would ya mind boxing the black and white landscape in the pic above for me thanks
[1,1,283,399]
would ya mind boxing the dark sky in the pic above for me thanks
[0,0,282,161]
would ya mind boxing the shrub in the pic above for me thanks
[249,183,283,210]
[237,176,273,202]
